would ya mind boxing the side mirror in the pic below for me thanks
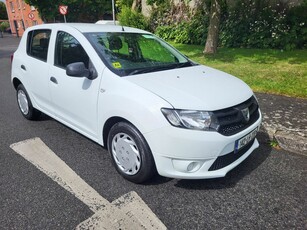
[66,62,98,80]
[66,62,90,78]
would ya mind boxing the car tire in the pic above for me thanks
[107,122,156,183]
[16,84,41,120]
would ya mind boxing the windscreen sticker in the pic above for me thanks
[112,62,122,69]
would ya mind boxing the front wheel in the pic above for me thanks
[16,84,41,120]
[107,122,156,183]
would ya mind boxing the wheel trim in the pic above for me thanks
[111,133,141,175]
[17,90,29,115]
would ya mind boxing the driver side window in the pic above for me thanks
[54,31,89,69]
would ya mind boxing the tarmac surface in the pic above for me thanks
[1,33,306,156]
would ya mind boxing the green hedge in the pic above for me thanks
[118,6,149,30]
[118,0,307,50]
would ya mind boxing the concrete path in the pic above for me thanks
[257,93,307,156]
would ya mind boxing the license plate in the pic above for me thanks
[234,127,258,153]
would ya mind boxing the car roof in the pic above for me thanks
[28,23,150,34]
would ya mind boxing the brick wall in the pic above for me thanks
[5,0,43,37]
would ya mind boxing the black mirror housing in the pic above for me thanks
[66,62,90,78]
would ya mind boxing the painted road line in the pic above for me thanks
[10,137,109,212]
[10,137,166,229]
[77,191,165,230]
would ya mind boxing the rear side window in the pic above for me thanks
[54,31,89,69]
[27,29,51,62]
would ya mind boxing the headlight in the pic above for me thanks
[161,108,219,131]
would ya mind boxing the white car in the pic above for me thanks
[11,23,261,183]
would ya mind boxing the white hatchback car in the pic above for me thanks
[11,23,261,183]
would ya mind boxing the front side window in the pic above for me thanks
[27,29,51,62]
[54,31,89,69]
[86,32,194,76]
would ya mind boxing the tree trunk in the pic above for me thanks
[132,0,142,11]
[204,0,221,54]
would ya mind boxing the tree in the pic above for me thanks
[0,21,9,38]
[25,0,112,22]
[131,0,142,11]
[203,0,221,54]
[0,2,8,20]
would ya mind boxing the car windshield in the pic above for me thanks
[85,32,195,76]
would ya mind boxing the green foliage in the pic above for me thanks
[151,1,208,45]
[285,3,307,49]
[116,0,134,9]
[148,1,171,29]
[156,15,208,45]
[146,0,166,5]
[118,6,149,30]
[25,0,112,22]
[0,2,8,20]
[220,0,307,50]
[269,139,280,148]
[0,21,9,32]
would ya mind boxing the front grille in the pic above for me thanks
[208,138,255,171]
[213,96,260,136]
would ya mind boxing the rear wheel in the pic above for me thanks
[16,84,41,120]
[107,122,156,183]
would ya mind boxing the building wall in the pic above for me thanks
[5,0,43,37]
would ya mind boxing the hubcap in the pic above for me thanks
[17,90,29,115]
[111,133,141,175]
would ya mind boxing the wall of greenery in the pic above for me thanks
[117,0,306,50]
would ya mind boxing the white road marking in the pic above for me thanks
[10,137,166,230]
[10,137,108,212]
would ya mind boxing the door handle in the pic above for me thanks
[50,76,58,84]
[21,65,26,71]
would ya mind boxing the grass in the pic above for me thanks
[172,43,307,98]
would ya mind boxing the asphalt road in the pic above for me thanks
[1,35,306,229]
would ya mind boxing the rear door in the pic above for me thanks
[21,29,54,114]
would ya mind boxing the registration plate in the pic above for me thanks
[234,127,258,153]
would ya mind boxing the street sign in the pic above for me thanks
[28,12,35,20]
[59,5,68,15]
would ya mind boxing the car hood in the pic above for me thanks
[126,65,253,111]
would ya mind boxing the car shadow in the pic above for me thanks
[36,113,52,121]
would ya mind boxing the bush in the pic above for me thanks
[0,21,9,32]
[155,17,207,45]
[153,3,208,45]
[220,0,307,50]
[118,6,149,30]
[285,3,307,49]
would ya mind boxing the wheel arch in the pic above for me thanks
[12,77,22,90]
[102,116,131,149]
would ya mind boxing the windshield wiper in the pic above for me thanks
[128,65,175,76]
[174,61,195,68]
[127,62,195,76]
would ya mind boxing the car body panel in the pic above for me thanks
[126,65,253,111]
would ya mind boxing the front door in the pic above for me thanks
[49,31,100,139]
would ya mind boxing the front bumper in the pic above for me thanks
[144,111,262,179]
